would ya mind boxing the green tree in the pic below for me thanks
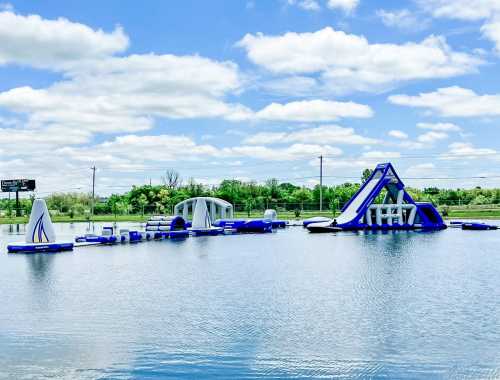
[361,168,373,183]
[137,194,148,216]
[244,197,255,217]
[292,188,312,211]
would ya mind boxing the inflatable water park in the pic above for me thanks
[6,162,499,254]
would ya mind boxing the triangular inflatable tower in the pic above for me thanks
[192,198,212,229]
[26,199,57,243]
[7,199,74,253]
[334,163,446,230]
[189,198,222,236]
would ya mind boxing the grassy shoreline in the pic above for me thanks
[1,209,500,224]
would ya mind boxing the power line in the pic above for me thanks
[320,152,500,160]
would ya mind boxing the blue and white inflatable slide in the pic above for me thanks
[308,163,446,232]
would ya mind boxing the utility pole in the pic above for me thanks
[91,166,96,219]
[319,155,323,212]
[15,189,19,217]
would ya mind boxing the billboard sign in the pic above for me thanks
[1,179,36,192]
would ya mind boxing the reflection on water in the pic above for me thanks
[25,253,56,283]
[0,223,500,379]
[5,223,25,235]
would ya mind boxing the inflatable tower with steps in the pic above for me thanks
[308,163,446,232]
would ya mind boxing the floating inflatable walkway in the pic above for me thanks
[213,209,287,233]
[213,218,273,233]
[307,163,446,232]
[75,226,119,244]
[8,199,74,253]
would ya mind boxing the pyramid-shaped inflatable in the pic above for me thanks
[7,199,74,253]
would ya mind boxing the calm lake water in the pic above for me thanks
[1,222,500,379]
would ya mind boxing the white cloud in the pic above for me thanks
[287,0,358,12]
[389,86,500,117]
[376,9,429,31]
[0,10,255,141]
[326,0,359,13]
[417,131,449,143]
[256,99,373,122]
[442,142,498,159]
[0,125,91,156]
[417,122,461,131]
[406,162,436,172]
[243,132,286,145]
[69,135,219,163]
[238,27,482,93]
[361,151,401,159]
[388,130,409,139]
[60,134,343,167]
[481,17,500,52]
[243,125,378,145]
[0,53,250,135]
[318,157,380,170]
[403,163,440,186]
[417,0,500,21]
[418,0,500,51]
[261,76,320,97]
[227,143,342,161]
[0,10,128,69]
[288,0,321,11]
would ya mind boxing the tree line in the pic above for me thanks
[2,170,500,218]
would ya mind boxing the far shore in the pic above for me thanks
[1,209,500,225]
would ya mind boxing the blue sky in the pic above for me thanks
[1,0,500,196]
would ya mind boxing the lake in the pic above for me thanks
[1,222,500,379]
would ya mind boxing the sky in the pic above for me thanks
[1,0,500,196]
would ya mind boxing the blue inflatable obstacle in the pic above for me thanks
[213,209,287,233]
[461,222,498,230]
[303,216,332,228]
[118,229,144,243]
[263,209,288,228]
[448,221,498,230]
[449,221,464,228]
[213,219,273,233]
[75,226,118,244]
[307,163,447,233]
[7,199,74,253]
[145,215,190,239]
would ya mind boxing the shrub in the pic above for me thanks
[440,206,449,217]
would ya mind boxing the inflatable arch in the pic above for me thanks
[174,197,233,221]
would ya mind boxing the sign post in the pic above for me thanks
[1,179,36,217]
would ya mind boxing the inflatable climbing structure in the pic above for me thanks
[332,163,446,231]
